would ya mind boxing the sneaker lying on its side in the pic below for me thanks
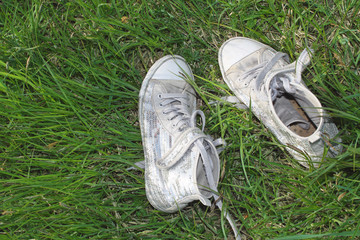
[218,37,342,168]
[139,55,240,239]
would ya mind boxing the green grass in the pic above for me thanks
[1,0,359,239]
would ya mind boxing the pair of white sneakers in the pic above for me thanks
[137,37,342,239]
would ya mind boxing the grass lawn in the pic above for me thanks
[1,0,360,239]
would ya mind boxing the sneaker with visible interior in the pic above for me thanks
[218,37,342,168]
[139,55,240,239]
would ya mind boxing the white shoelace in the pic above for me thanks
[158,93,194,131]
[239,48,313,101]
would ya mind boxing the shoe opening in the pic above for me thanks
[273,93,320,137]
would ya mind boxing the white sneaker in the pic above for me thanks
[219,37,342,168]
[139,55,240,239]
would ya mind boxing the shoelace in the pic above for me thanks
[160,93,241,240]
[158,93,194,131]
[239,48,313,101]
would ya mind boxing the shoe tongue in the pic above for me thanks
[159,80,190,105]
[261,48,274,62]
[274,94,310,130]
[261,48,288,68]
[226,48,287,82]
[161,79,188,93]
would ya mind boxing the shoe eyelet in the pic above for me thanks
[159,103,163,107]
[158,94,162,99]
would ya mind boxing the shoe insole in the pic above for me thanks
[274,94,317,137]
[288,98,317,137]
